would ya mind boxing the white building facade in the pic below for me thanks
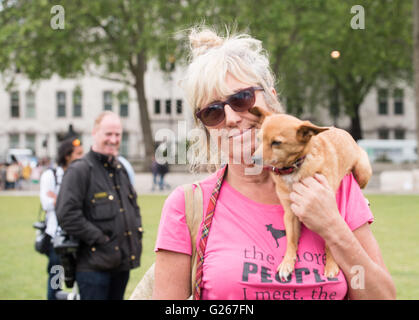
[299,80,417,141]
[0,61,194,163]
[0,62,416,164]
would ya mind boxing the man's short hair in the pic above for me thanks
[94,111,120,129]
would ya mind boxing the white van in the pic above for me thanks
[357,139,417,163]
[6,148,36,166]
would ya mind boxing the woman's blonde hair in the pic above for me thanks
[180,25,283,172]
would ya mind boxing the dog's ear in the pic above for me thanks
[296,121,329,143]
[249,106,272,124]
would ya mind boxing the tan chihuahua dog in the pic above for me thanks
[250,106,372,280]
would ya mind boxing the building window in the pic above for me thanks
[73,90,82,117]
[57,91,66,117]
[119,91,129,117]
[176,99,183,114]
[154,99,161,114]
[378,88,388,115]
[121,132,129,158]
[103,91,113,111]
[11,91,20,118]
[25,133,36,153]
[9,133,20,149]
[165,99,171,114]
[25,91,35,118]
[394,128,405,140]
[394,88,404,115]
[378,128,390,140]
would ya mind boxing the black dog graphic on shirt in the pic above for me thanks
[266,224,286,248]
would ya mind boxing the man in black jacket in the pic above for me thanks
[56,111,143,300]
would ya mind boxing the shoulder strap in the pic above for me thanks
[128,182,204,301]
[51,168,58,187]
[193,165,227,300]
[117,156,135,186]
[182,182,203,299]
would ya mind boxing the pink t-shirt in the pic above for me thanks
[155,169,374,300]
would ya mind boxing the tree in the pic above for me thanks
[414,0,419,161]
[1,0,413,155]
[192,0,412,140]
[246,0,412,140]
[0,0,186,165]
[321,0,412,141]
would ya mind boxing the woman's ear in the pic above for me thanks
[270,87,277,97]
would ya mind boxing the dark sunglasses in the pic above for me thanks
[196,86,264,126]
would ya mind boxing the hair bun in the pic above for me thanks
[189,29,223,58]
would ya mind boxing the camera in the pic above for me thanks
[33,221,46,231]
[33,220,50,254]
[53,229,79,288]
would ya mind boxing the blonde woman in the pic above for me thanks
[153,27,395,300]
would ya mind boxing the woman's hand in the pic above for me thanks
[289,173,344,238]
[290,173,396,299]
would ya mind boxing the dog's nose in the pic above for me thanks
[251,154,263,165]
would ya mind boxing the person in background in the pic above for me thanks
[40,137,84,300]
[0,162,6,190]
[22,163,32,190]
[56,111,143,300]
[151,156,170,191]
[5,156,19,189]
[30,163,43,185]
[22,163,32,181]
[157,160,169,191]
[151,156,158,191]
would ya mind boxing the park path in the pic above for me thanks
[0,171,416,196]
[0,172,210,196]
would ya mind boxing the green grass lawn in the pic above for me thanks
[0,194,166,300]
[0,194,418,299]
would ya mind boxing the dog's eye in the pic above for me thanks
[271,140,282,147]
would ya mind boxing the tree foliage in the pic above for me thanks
[0,0,413,156]
[191,0,412,139]
[0,0,187,163]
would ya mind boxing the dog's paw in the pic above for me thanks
[324,260,340,279]
[277,259,295,281]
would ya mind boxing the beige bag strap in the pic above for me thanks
[182,182,203,298]
[129,182,203,300]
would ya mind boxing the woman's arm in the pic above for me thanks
[152,184,196,299]
[152,250,192,300]
[331,221,395,299]
[290,173,396,300]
